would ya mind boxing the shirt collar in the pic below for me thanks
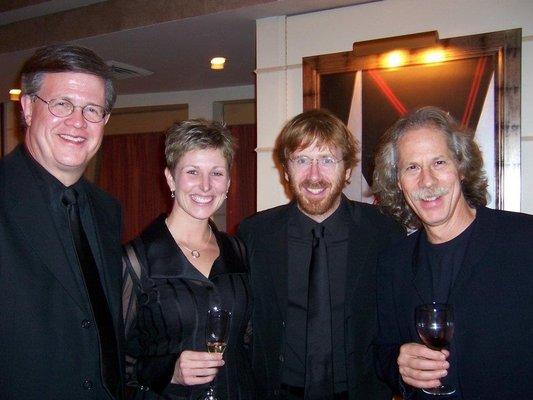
[21,145,66,205]
[140,215,245,282]
[322,196,351,241]
[21,145,85,205]
[291,196,351,241]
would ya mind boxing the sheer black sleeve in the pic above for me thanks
[122,240,145,395]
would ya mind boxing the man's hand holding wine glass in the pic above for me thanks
[397,343,449,389]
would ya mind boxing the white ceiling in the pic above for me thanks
[0,0,376,102]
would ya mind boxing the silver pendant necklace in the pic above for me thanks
[171,223,213,259]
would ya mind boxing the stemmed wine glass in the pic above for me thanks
[415,303,455,396]
[198,306,231,400]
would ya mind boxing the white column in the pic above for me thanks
[256,16,291,210]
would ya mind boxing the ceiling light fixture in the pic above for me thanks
[9,89,21,101]
[210,57,226,70]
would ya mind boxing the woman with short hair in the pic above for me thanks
[123,119,255,399]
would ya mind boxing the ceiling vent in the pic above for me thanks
[106,60,153,80]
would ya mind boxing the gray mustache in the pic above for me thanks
[412,186,449,201]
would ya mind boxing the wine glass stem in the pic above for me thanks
[210,374,217,394]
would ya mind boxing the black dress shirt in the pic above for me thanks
[421,221,475,304]
[282,199,350,392]
[418,220,476,399]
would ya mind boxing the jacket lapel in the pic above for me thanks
[448,207,495,304]
[255,206,290,320]
[5,148,88,311]
[266,225,289,320]
[140,215,208,282]
[85,187,122,318]
[410,231,434,305]
[344,203,377,318]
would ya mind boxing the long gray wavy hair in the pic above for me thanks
[372,106,488,229]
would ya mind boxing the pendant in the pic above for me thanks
[191,250,201,258]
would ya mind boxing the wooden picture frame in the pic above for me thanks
[303,29,521,211]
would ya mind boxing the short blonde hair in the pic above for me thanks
[165,119,236,171]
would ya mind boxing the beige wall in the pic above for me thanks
[222,101,255,125]
[256,0,533,214]
[105,105,188,135]
[114,85,255,120]
[105,100,255,136]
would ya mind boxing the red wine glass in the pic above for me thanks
[415,303,455,396]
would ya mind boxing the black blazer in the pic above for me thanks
[237,197,404,399]
[0,146,124,399]
[375,206,533,399]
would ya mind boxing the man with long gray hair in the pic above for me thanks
[372,106,533,399]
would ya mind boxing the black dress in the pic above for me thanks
[122,215,255,399]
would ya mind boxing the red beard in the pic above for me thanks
[289,176,345,217]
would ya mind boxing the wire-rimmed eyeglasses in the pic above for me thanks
[33,95,108,123]
[289,155,341,170]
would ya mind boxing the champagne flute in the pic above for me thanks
[415,303,455,396]
[198,306,231,400]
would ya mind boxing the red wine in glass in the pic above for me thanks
[415,303,455,395]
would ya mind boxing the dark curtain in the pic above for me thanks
[227,124,257,234]
[96,132,170,243]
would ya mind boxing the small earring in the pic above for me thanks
[171,190,175,198]
[224,192,228,199]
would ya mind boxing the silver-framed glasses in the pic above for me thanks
[33,95,107,123]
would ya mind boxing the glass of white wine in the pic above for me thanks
[198,306,231,400]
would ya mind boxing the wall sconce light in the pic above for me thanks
[210,57,226,70]
[9,89,21,101]
[422,49,446,64]
[382,50,408,68]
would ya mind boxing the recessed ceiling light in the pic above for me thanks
[210,57,226,70]
[9,89,21,101]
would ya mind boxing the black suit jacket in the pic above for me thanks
[0,146,124,399]
[375,207,533,399]
[237,198,404,399]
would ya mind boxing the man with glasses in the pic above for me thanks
[0,44,124,399]
[237,109,403,399]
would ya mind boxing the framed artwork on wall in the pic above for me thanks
[303,29,521,211]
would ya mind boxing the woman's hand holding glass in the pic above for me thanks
[170,350,224,386]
